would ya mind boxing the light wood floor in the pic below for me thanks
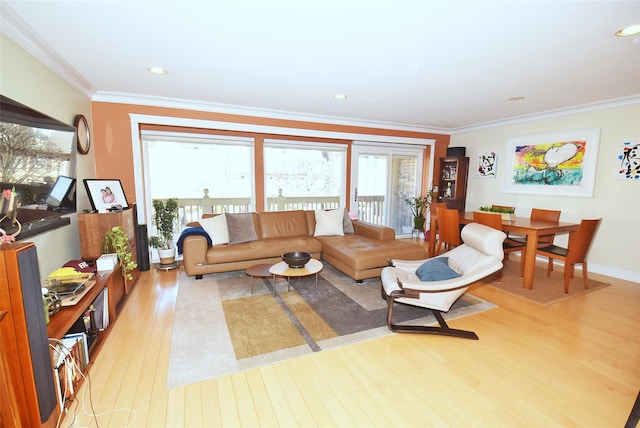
[62,258,640,427]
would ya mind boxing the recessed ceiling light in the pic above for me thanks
[147,66,167,75]
[333,94,347,100]
[615,24,640,37]
[508,96,526,102]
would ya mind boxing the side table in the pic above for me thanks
[269,258,323,297]
[245,263,274,294]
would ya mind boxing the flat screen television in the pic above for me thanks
[45,175,76,211]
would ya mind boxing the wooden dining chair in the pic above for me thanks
[435,207,461,255]
[473,211,527,277]
[510,208,561,248]
[536,218,602,294]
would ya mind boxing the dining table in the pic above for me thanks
[428,211,580,290]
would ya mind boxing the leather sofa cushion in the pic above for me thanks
[206,236,321,264]
[257,210,309,239]
[317,234,426,271]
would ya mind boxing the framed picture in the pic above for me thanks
[476,151,497,178]
[504,128,600,197]
[615,141,640,180]
[83,179,129,212]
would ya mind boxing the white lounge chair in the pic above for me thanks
[381,222,506,340]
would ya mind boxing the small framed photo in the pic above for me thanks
[83,179,129,212]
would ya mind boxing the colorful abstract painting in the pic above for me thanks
[504,128,600,197]
[512,141,585,186]
[616,142,640,180]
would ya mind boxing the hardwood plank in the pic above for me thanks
[244,369,279,427]
[62,263,640,427]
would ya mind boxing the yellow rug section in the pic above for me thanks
[280,291,338,342]
[222,294,305,359]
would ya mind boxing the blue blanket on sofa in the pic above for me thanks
[176,227,212,255]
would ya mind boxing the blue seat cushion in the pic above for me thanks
[415,257,461,281]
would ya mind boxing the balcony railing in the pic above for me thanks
[149,192,386,238]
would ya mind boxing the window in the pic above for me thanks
[142,132,254,234]
[263,140,347,211]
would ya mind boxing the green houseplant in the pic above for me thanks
[479,205,515,221]
[404,190,434,231]
[103,226,137,280]
[149,198,179,267]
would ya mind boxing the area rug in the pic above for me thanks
[167,262,496,389]
[483,259,611,305]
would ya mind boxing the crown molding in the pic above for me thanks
[450,95,640,134]
[1,2,96,98]
[92,91,451,135]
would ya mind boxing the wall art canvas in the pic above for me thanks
[476,151,497,178]
[504,128,600,197]
[616,141,640,180]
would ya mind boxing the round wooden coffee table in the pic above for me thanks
[269,258,323,297]
[245,263,273,294]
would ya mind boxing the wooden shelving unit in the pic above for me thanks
[437,156,469,212]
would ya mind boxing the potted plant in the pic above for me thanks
[149,198,179,268]
[404,190,434,231]
[103,226,137,280]
[479,205,515,221]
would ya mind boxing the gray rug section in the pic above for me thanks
[166,262,496,389]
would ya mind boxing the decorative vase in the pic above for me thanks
[413,216,426,231]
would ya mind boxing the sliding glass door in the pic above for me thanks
[351,143,425,236]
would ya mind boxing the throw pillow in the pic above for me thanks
[415,257,461,281]
[225,213,258,244]
[199,214,229,246]
[314,209,345,237]
[342,208,354,234]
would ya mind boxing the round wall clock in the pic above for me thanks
[74,114,91,155]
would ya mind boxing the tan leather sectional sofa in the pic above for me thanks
[180,209,426,282]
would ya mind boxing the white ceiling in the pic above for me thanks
[2,0,639,132]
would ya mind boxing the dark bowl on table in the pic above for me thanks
[282,251,311,268]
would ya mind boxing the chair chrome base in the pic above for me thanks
[382,286,479,340]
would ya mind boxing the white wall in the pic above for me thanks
[1,34,94,279]
[451,103,640,282]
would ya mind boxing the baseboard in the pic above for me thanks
[510,254,640,284]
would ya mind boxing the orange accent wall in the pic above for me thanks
[91,101,450,205]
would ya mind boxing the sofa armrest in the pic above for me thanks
[182,235,209,275]
[353,221,395,241]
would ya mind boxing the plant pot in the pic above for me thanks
[501,213,514,222]
[413,216,426,231]
[157,247,178,270]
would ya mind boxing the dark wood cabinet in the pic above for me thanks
[437,156,469,212]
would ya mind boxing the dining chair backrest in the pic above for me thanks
[473,211,503,231]
[530,208,561,245]
[566,218,602,263]
[536,218,601,293]
[436,206,461,253]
